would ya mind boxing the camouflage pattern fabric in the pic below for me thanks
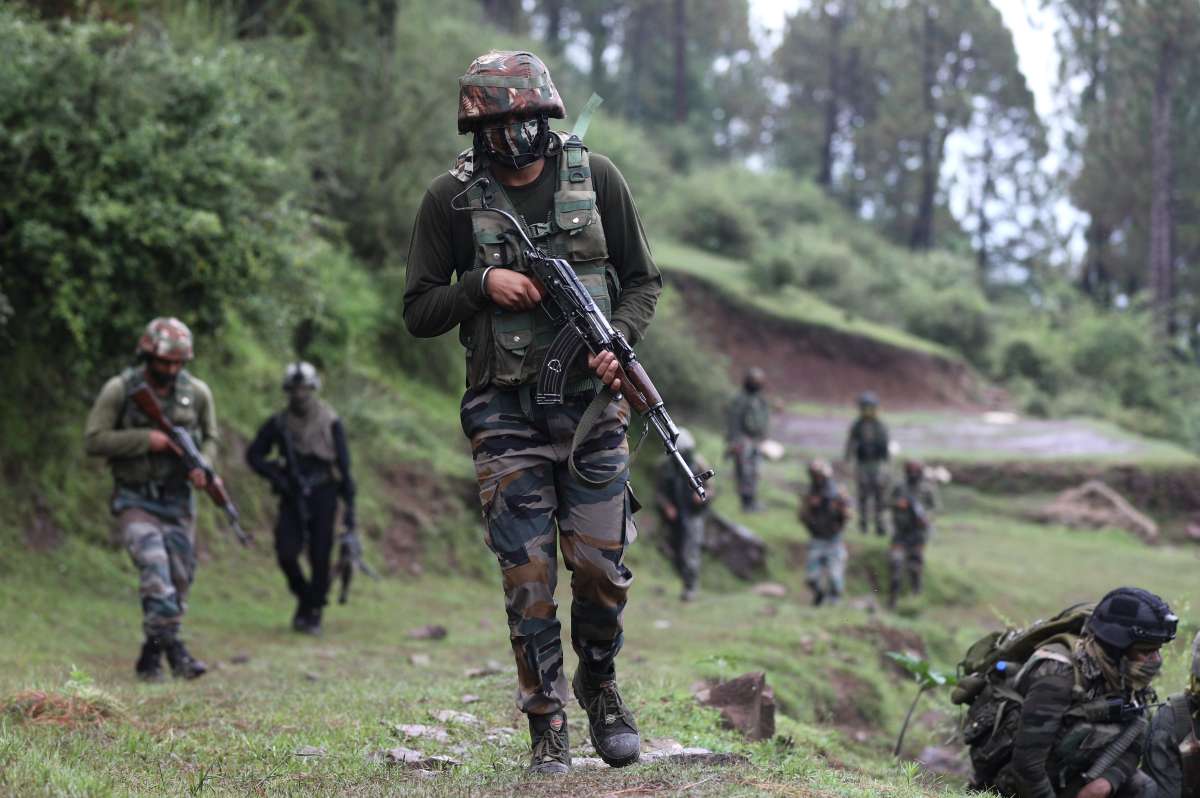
[457,50,566,134]
[856,460,888,535]
[1141,693,1198,797]
[668,515,705,592]
[461,384,634,716]
[731,443,761,505]
[119,507,196,639]
[805,538,847,599]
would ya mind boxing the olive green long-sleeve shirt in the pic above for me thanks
[403,151,662,348]
[85,370,218,486]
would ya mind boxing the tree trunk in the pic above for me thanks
[1149,38,1175,342]
[975,137,995,280]
[673,0,688,123]
[818,6,845,188]
[909,7,938,250]
[625,6,650,122]
[543,0,564,56]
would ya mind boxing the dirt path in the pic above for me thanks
[775,410,1166,461]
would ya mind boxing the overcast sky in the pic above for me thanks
[748,0,1060,119]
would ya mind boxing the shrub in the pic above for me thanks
[903,286,993,366]
[750,226,855,293]
[655,178,764,260]
[0,10,303,380]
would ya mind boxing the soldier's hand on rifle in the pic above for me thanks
[588,350,622,391]
[188,468,207,489]
[1077,778,1113,798]
[148,429,182,455]
[485,268,543,311]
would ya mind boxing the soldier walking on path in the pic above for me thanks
[843,390,890,535]
[1140,631,1200,797]
[799,459,850,607]
[726,367,769,512]
[403,51,661,774]
[655,429,712,602]
[887,460,937,608]
[246,362,357,636]
[84,318,216,681]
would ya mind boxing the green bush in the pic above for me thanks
[0,10,303,380]
[655,178,764,260]
[903,286,993,366]
[750,226,855,293]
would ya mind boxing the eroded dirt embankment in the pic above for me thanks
[950,461,1200,514]
[670,273,995,409]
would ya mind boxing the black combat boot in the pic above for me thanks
[527,710,570,775]
[573,667,640,768]
[809,585,825,606]
[292,601,310,633]
[304,607,323,636]
[164,638,208,680]
[135,637,164,682]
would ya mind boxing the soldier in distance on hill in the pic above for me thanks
[843,390,890,536]
[655,428,713,602]
[84,318,216,682]
[246,362,357,636]
[799,459,851,607]
[403,50,662,774]
[726,367,770,512]
[887,459,937,609]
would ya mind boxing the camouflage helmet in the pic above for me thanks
[903,459,924,478]
[858,391,879,408]
[282,361,321,392]
[137,317,193,362]
[808,459,833,480]
[458,50,565,134]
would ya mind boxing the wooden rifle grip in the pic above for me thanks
[618,360,661,414]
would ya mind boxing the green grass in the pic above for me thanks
[655,240,957,361]
[4,458,1198,796]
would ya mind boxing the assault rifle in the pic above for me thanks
[453,177,714,499]
[129,384,252,546]
[336,528,379,605]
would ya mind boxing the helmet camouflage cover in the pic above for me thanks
[458,50,565,134]
[137,317,193,362]
[282,361,321,392]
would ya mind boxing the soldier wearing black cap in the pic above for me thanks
[996,587,1178,798]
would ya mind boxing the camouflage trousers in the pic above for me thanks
[461,385,636,716]
[805,537,847,600]
[855,461,888,535]
[668,514,705,592]
[731,438,761,507]
[118,507,197,639]
[888,538,925,601]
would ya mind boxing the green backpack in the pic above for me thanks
[951,603,1094,789]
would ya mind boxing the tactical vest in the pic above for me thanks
[853,417,888,461]
[112,367,204,489]
[1169,694,1200,796]
[450,133,615,389]
[803,482,848,540]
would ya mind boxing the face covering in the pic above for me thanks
[1122,654,1163,690]
[288,388,317,417]
[478,117,548,169]
[146,360,178,389]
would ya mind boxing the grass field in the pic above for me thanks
[3,460,1197,797]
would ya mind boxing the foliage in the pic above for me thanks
[0,9,303,381]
